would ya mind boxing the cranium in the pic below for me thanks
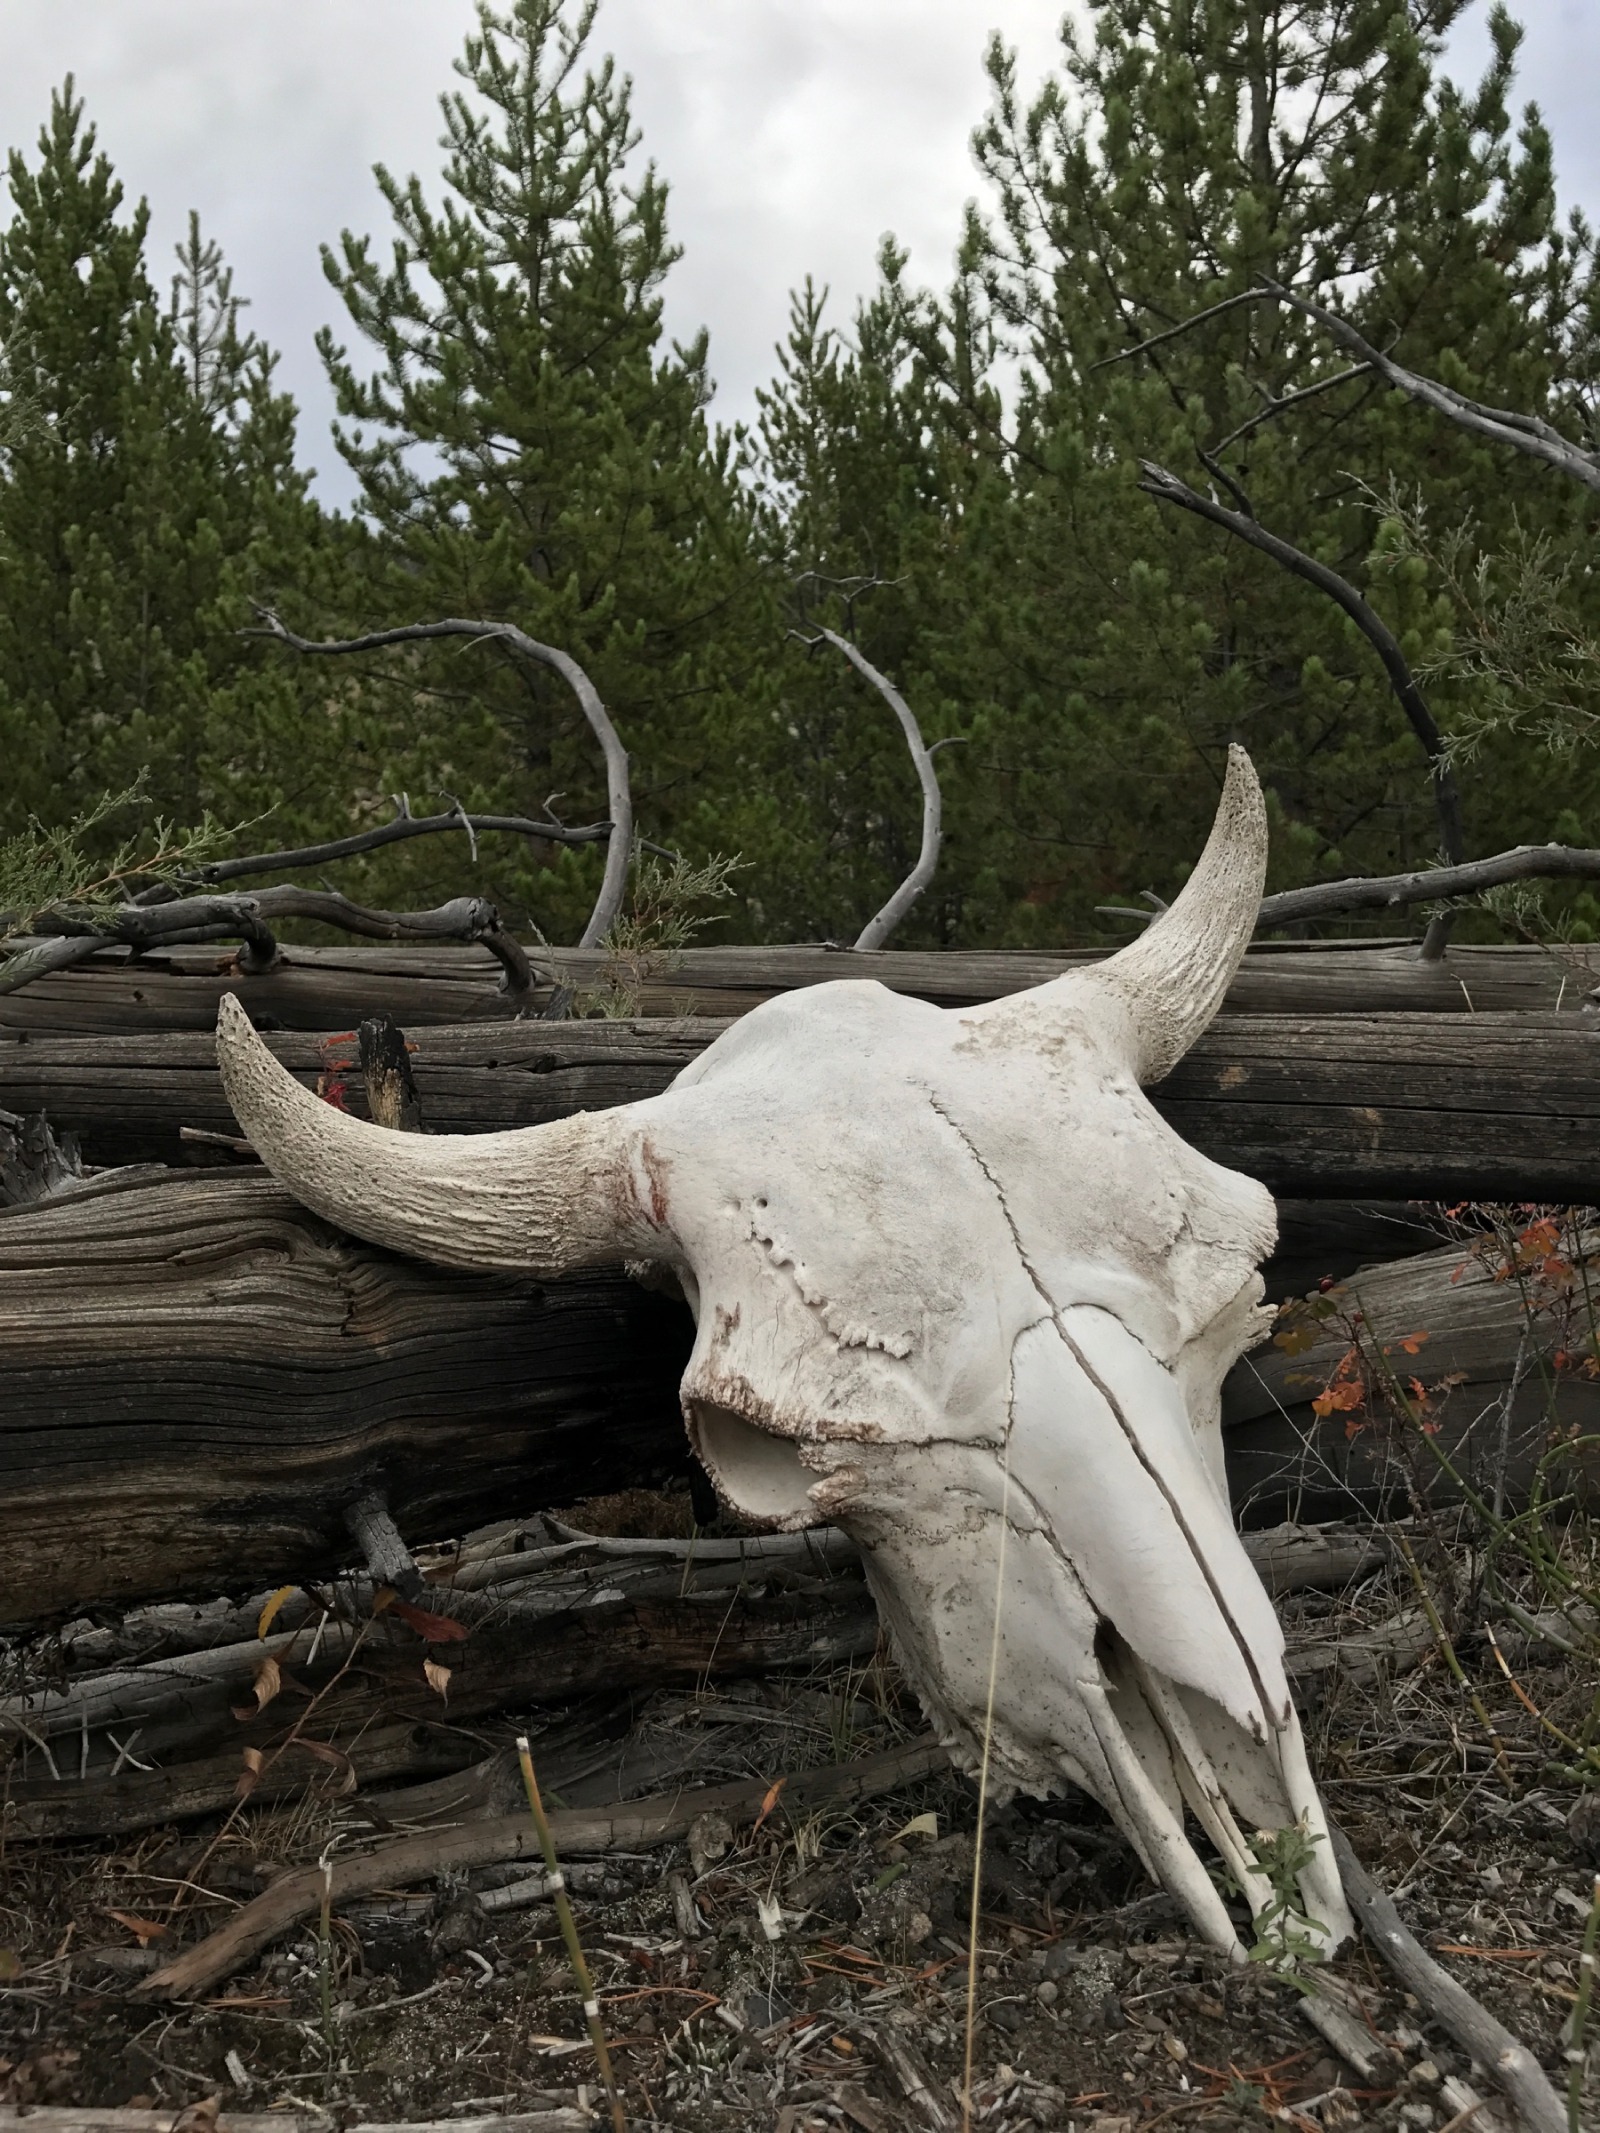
[215,748,1351,1956]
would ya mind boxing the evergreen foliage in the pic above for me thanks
[0,83,328,851]
[313,0,769,940]
[0,3,1595,950]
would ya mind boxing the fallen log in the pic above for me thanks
[0,937,1585,1036]
[0,1171,692,1622]
[0,1575,880,1839]
[3,1012,1598,1200]
[1226,1227,1600,1523]
[0,1519,1393,1842]
[1,1165,1590,1623]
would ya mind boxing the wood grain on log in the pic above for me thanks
[1226,1230,1600,1524]
[0,1580,878,1838]
[0,1172,692,1623]
[0,937,1585,1036]
[4,1013,1596,1201]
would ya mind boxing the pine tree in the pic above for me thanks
[0,83,325,845]
[316,0,768,940]
[864,0,1597,940]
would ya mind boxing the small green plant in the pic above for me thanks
[1243,1819,1330,1989]
[1368,482,1600,763]
[580,850,744,1017]
[0,775,238,942]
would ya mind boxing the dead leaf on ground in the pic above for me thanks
[105,1909,170,1946]
[235,1745,265,1800]
[423,1656,452,1700]
[390,1596,470,1643]
[170,2096,222,2133]
[256,1584,296,1639]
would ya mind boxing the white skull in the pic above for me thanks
[216,749,1351,1956]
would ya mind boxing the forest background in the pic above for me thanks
[1,0,1597,953]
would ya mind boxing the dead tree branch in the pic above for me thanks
[1257,840,1600,930]
[136,1740,948,1999]
[802,627,945,950]
[175,796,614,888]
[1258,280,1600,496]
[1,887,534,996]
[1138,459,1466,953]
[1107,280,1600,495]
[1328,1823,1566,2133]
[249,612,633,947]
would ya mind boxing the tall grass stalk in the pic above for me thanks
[515,1734,627,2133]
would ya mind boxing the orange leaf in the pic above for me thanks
[389,1597,470,1644]
[256,1585,296,1640]
[751,1775,787,1836]
[105,1909,170,1946]
[1397,1332,1429,1355]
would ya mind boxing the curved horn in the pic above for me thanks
[214,994,655,1273]
[968,746,1267,1082]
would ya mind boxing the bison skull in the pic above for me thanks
[215,747,1351,1957]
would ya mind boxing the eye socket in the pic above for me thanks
[687,1399,817,1529]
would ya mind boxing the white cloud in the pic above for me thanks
[0,1,1590,505]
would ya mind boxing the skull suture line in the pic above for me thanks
[215,748,1352,1957]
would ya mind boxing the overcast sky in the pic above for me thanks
[0,1,1593,505]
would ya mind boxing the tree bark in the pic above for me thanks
[0,937,1585,1037]
[1226,1229,1600,1524]
[4,1012,1597,1201]
[0,1171,693,1623]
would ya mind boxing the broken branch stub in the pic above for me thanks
[215,747,1352,1960]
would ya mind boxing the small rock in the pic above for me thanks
[1568,1791,1600,1864]
[1398,2107,1434,2129]
[1036,1979,1059,2006]
[745,1988,792,2030]
[987,1999,1024,2034]
[1411,2061,1441,2087]
[687,1809,734,1876]
[429,1889,487,1955]
[904,1911,933,1947]
[1101,1989,1127,2031]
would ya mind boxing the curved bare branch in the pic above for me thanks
[186,800,613,886]
[1258,280,1600,497]
[1137,460,1467,927]
[809,628,944,951]
[249,613,633,947]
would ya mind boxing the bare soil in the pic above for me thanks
[3,1498,1596,2133]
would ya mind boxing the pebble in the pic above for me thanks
[1035,1980,1059,2006]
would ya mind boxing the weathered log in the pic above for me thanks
[1226,1228,1600,1523]
[3,1012,1596,1200]
[0,1577,880,1839]
[0,936,1586,1036]
[1,1117,1593,1626]
[0,1171,693,1623]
